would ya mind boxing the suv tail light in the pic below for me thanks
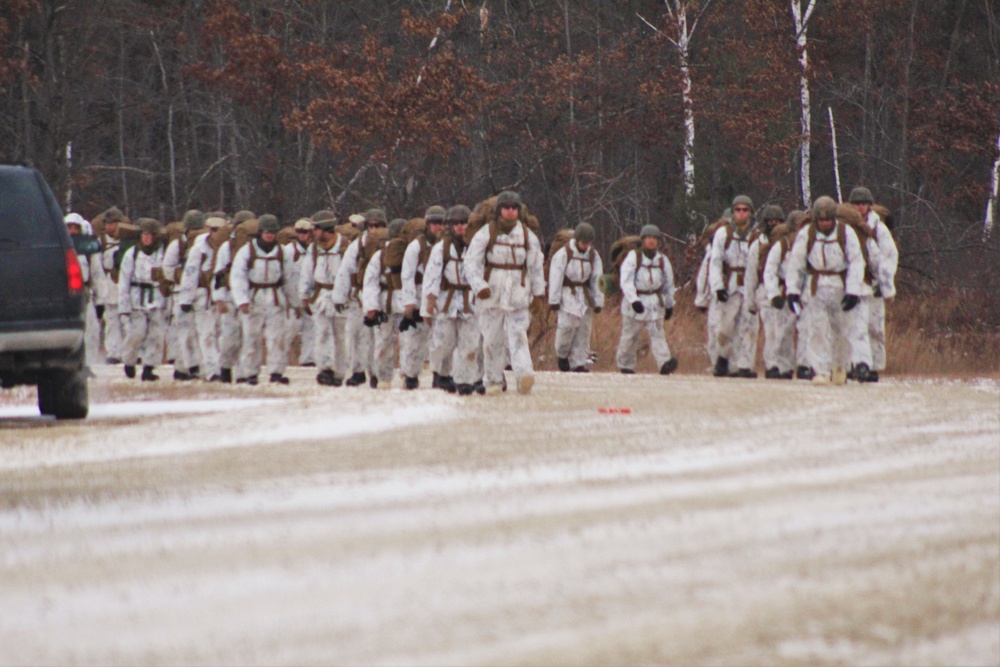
[66,249,84,292]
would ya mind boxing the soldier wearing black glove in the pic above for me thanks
[631,300,645,314]
[664,307,673,320]
[716,288,729,303]
[770,295,785,310]
[841,294,859,311]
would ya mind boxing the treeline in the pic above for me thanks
[2,0,999,293]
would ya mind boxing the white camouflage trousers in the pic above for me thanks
[344,301,374,376]
[102,302,124,361]
[479,307,532,387]
[710,292,756,369]
[122,310,166,368]
[313,311,348,379]
[801,286,872,377]
[217,302,243,375]
[239,302,288,378]
[554,310,593,369]
[285,309,315,365]
[761,304,797,373]
[372,313,402,385]
[172,307,202,373]
[192,307,221,378]
[399,320,431,379]
[429,316,480,385]
[866,295,888,371]
[616,315,672,371]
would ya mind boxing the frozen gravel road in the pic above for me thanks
[1,367,998,666]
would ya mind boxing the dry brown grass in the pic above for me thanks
[530,285,1000,378]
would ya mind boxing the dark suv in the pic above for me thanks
[0,164,89,419]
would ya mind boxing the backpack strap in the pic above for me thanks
[484,221,529,287]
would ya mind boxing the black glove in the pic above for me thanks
[873,284,883,298]
[770,296,785,310]
[593,306,602,314]
[398,317,413,332]
[549,303,560,312]
[716,289,729,303]
[180,303,194,313]
[412,312,424,325]
[94,304,105,320]
[787,294,802,315]
[841,294,860,311]
[664,307,673,321]
[631,300,645,314]
[334,303,347,313]
[214,273,225,290]
[363,311,388,327]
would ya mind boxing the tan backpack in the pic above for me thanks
[598,235,642,296]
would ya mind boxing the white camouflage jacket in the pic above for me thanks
[465,221,545,312]
[619,248,675,321]
[547,239,604,317]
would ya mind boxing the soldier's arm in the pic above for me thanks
[547,247,567,305]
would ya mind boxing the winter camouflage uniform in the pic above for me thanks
[284,218,316,367]
[399,207,447,388]
[332,209,385,387]
[743,205,786,378]
[616,225,677,374]
[709,195,757,377]
[849,187,898,374]
[785,197,870,381]
[465,192,546,395]
[177,217,228,382]
[761,224,798,377]
[548,223,604,372]
[163,210,206,379]
[421,206,480,394]
[299,217,349,385]
[118,218,168,380]
[97,207,127,363]
[230,215,297,383]
[362,219,408,388]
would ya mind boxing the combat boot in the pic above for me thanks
[345,371,366,387]
[404,376,419,390]
[141,365,159,382]
[557,357,570,372]
[124,364,136,379]
[713,357,730,377]
[316,369,336,386]
[269,373,290,385]
[660,357,679,375]
[219,368,233,383]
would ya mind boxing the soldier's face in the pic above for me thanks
[642,236,659,251]
[140,232,155,246]
[428,220,444,238]
[854,202,871,217]
[261,231,277,243]
[500,204,519,221]
[576,240,591,252]
[733,205,752,221]
[67,224,81,237]
[817,217,835,234]
[453,222,467,237]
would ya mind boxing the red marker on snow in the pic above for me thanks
[597,407,632,415]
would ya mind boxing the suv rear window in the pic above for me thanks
[0,168,64,248]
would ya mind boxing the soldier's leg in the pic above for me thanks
[194,304,221,379]
[714,297,741,364]
[332,314,349,381]
[312,310,335,374]
[568,311,593,370]
[140,309,168,370]
[264,304,289,376]
[399,322,428,380]
[372,315,399,386]
[218,304,242,378]
[479,308,507,388]
[553,310,576,364]
[842,298,872,371]
[240,309,266,379]
[732,294,759,372]
[283,310,303,365]
[122,311,149,367]
[615,315,643,371]
[705,300,721,366]
[762,305,779,371]
[868,295,887,371]
[774,307,798,374]
[504,308,533,376]
[805,291,836,377]
[173,307,198,375]
[103,303,124,362]
[299,313,316,365]
[454,318,480,386]
[428,316,457,377]
[644,318,673,368]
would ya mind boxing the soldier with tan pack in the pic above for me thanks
[547,222,604,373]
[178,215,229,382]
[118,218,168,381]
[163,209,207,380]
[211,210,256,383]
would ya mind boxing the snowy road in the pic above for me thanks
[1,368,998,665]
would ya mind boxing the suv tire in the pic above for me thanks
[43,369,89,419]
[37,375,57,416]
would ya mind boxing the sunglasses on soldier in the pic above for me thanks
[733,206,751,213]
[500,204,519,211]
[369,221,387,228]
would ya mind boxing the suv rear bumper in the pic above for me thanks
[0,329,84,353]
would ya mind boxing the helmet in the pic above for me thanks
[364,208,388,225]
[848,186,874,204]
[314,216,338,231]
[311,209,337,226]
[640,224,661,239]
[424,205,447,222]
[102,207,124,224]
[182,209,206,230]
[812,196,838,221]
[232,210,256,225]
[387,218,407,239]
[495,191,522,213]
[137,218,162,235]
[257,214,280,233]
[760,205,785,222]
[205,217,228,229]
[574,222,596,244]
[293,218,315,232]
[732,195,754,211]
[446,205,471,223]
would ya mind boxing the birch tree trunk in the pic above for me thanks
[986,132,1000,241]
[791,0,818,207]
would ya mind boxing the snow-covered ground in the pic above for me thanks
[1,366,998,666]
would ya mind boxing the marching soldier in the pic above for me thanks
[465,191,546,395]
[399,206,446,389]
[616,224,678,375]
[709,195,757,378]
[177,216,229,382]
[118,218,168,381]
[230,214,298,385]
[548,222,604,372]
[299,214,349,386]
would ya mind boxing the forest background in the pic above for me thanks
[3,0,999,372]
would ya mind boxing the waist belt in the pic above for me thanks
[485,260,527,287]
[636,287,665,308]
[807,268,846,295]
[249,279,284,306]
[441,276,472,314]
[562,277,596,309]
[723,264,746,288]
[310,281,334,304]
[132,281,158,306]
